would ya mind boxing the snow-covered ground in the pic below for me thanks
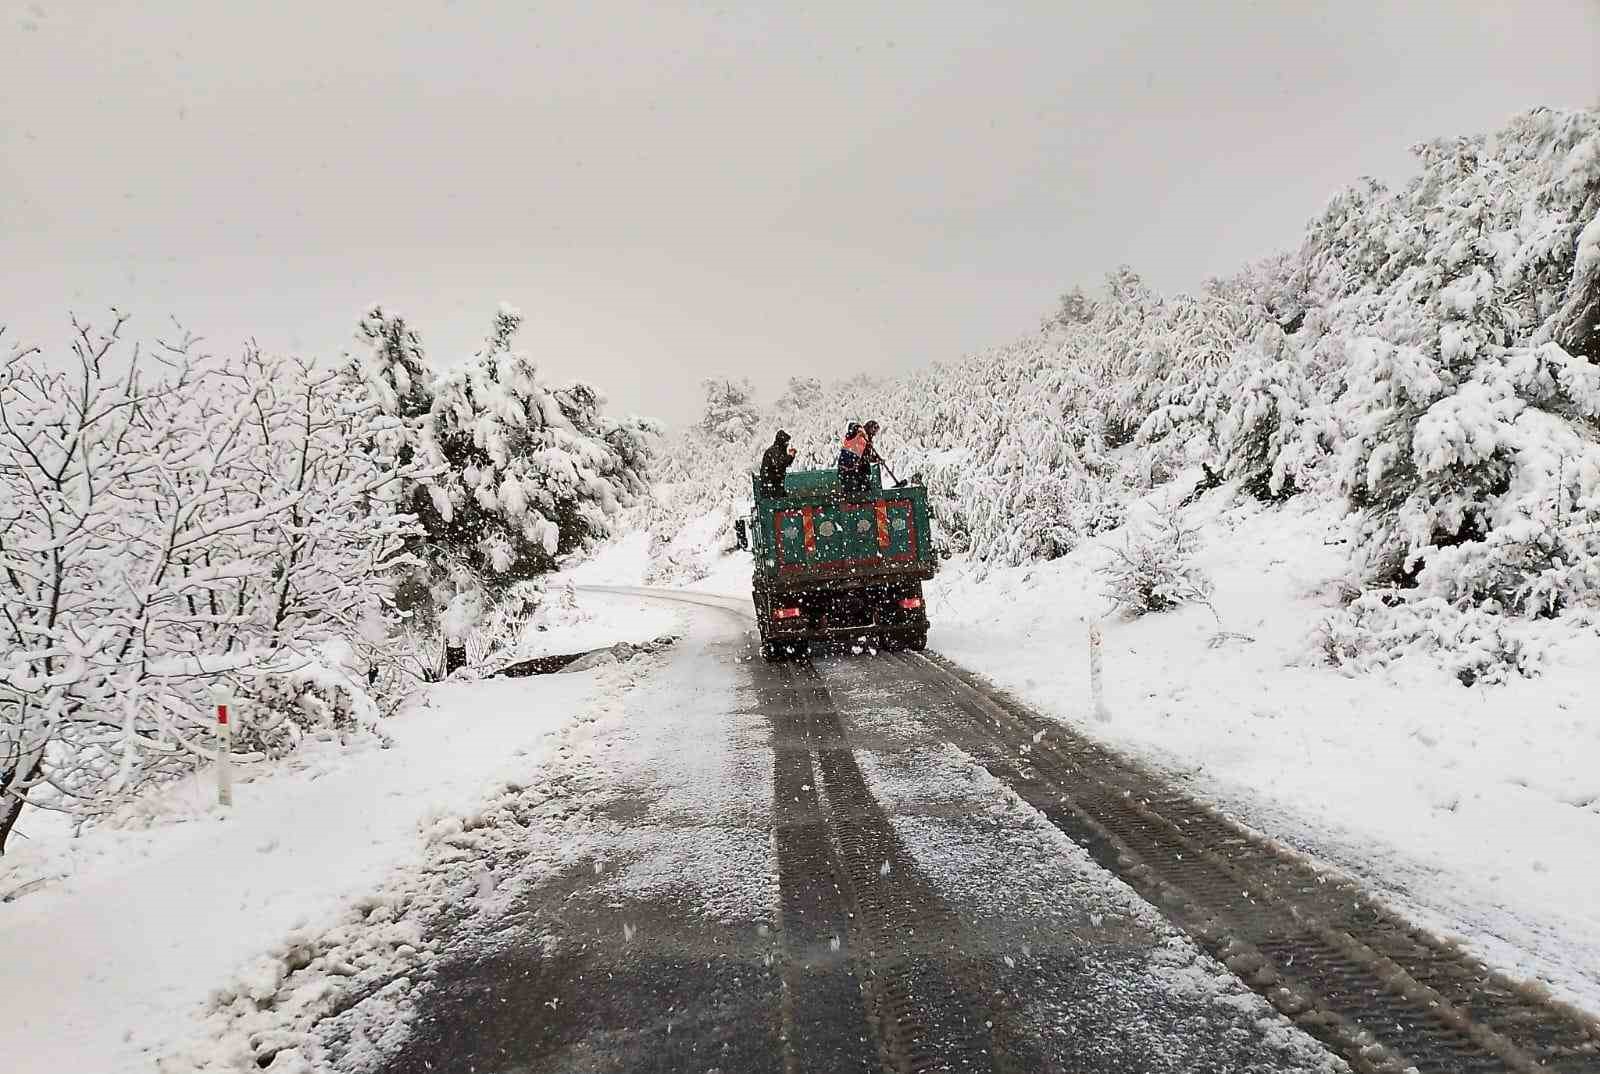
[579,497,1600,1017]
[0,593,684,1074]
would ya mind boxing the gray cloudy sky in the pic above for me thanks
[3,2,1598,425]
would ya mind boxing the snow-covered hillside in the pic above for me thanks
[591,106,1600,1011]
[638,105,1600,684]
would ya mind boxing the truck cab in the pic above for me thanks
[743,465,936,660]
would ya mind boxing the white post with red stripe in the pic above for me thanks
[212,684,234,807]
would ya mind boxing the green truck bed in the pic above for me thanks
[748,466,937,587]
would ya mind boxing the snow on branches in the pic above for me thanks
[0,316,422,849]
[351,305,655,599]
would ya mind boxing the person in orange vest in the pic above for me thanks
[838,421,869,494]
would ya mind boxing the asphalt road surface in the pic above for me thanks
[363,591,1351,1074]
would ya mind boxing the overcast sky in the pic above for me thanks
[4,2,1598,425]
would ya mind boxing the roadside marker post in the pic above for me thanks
[212,684,234,808]
[1089,622,1108,722]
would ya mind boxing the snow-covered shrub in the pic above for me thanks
[401,578,572,678]
[441,590,485,651]
[474,580,546,660]
[234,644,385,759]
[1418,513,1600,618]
[1213,330,1332,500]
[1098,505,1214,616]
[1313,591,1542,685]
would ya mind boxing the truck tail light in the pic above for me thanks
[899,597,923,610]
[773,607,802,620]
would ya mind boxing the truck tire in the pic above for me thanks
[762,639,808,662]
[881,628,925,653]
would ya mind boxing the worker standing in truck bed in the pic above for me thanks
[760,429,796,496]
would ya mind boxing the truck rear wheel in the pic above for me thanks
[761,639,808,663]
[881,628,926,653]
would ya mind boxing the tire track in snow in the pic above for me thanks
[885,649,1600,1074]
[753,657,996,1073]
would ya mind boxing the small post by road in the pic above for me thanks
[1089,622,1109,722]
[212,684,234,808]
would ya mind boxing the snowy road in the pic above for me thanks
[368,592,1347,1074]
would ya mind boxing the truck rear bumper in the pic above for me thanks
[769,621,925,641]
[757,575,928,645]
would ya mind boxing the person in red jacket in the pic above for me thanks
[838,422,869,494]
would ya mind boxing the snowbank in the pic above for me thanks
[0,594,681,1074]
[509,581,680,659]
[564,508,736,591]
[560,527,656,587]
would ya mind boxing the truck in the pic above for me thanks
[738,465,937,661]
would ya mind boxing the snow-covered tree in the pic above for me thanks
[349,304,433,421]
[775,375,824,417]
[0,316,420,851]
[699,376,761,442]
[407,309,652,594]
[1046,285,1097,329]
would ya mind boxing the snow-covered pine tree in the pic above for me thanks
[349,304,434,421]
[699,376,761,442]
[1098,502,1213,616]
[774,375,824,418]
[1042,285,1097,331]
[409,307,651,594]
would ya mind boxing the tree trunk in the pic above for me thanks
[0,754,44,856]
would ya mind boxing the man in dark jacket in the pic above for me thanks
[861,420,884,469]
[760,430,796,496]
